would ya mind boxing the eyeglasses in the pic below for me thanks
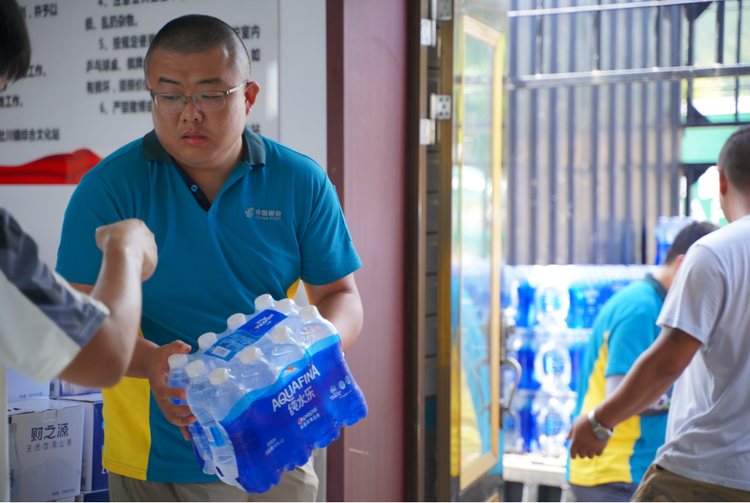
[148,81,250,113]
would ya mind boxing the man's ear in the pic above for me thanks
[244,81,261,116]
[673,254,686,271]
[718,167,729,196]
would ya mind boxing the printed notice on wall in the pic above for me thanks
[0,0,279,183]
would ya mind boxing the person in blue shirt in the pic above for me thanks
[567,221,717,502]
[56,14,363,502]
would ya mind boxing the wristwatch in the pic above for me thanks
[588,409,613,440]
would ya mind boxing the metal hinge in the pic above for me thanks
[420,18,436,46]
[430,94,451,120]
[435,0,452,21]
[419,118,436,145]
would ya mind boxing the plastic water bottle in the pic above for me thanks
[535,282,570,331]
[274,298,299,316]
[255,293,276,312]
[299,305,337,346]
[168,353,189,405]
[182,360,216,476]
[517,328,540,390]
[568,329,591,394]
[269,326,306,369]
[186,360,240,487]
[536,393,573,457]
[517,390,539,453]
[515,280,536,329]
[534,335,572,395]
[208,367,282,492]
[227,313,247,333]
[197,332,218,355]
[235,347,278,394]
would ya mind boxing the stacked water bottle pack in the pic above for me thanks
[168,294,368,493]
[501,264,656,457]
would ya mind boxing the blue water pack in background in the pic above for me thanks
[501,264,656,455]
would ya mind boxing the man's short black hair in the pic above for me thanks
[144,14,251,79]
[718,125,750,191]
[664,220,719,264]
[0,0,32,85]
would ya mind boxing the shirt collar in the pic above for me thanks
[142,125,266,168]
[643,273,667,302]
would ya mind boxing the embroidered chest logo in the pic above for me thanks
[245,208,282,221]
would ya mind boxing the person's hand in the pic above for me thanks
[568,412,610,459]
[143,340,196,441]
[95,219,158,281]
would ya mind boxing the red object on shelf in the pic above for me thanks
[0,149,101,184]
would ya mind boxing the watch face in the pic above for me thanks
[594,428,611,441]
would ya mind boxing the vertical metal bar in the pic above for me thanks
[657,80,664,217]
[671,5,682,216]
[640,8,650,264]
[687,9,695,124]
[530,0,541,264]
[592,92,600,264]
[567,0,577,264]
[594,0,602,71]
[550,0,559,264]
[607,5,618,263]
[592,0,602,263]
[509,0,519,264]
[717,0,725,64]
[655,6,662,66]
[737,0,743,122]
[624,1,634,264]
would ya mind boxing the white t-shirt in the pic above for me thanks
[655,214,750,492]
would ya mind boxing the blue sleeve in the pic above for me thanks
[605,312,660,376]
[297,167,362,286]
[56,171,125,285]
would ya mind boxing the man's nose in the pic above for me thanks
[181,96,202,121]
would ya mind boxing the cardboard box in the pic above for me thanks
[50,379,100,399]
[57,394,108,493]
[7,367,49,403]
[8,399,84,502]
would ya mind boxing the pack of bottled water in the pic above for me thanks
[167,294,368,492]
[501,264,657,456]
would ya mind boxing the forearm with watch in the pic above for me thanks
[590,335,688,432]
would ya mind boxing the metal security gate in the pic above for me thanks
[505,0,750,266]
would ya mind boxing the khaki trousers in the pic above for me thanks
[108,459,318,502]
[633,464,750,502]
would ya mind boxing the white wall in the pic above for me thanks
[0,1,327,270]
[279,0,327,172]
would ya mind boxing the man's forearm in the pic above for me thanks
[316,290,363,353]
[596,328,700,428]
[597,355,678,428]
[62,247,145,386]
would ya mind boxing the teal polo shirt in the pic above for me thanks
[55,126,361,483]
[568,275,668,487]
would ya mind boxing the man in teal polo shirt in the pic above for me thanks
[56,15,363,502]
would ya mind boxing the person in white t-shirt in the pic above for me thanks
[1,2,161,500]
[568,124,750,502]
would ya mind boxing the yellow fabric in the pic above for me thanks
[286,279,300,300]
[459,366,482,469]
[101,329,152,480]
[569,332,641,486]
